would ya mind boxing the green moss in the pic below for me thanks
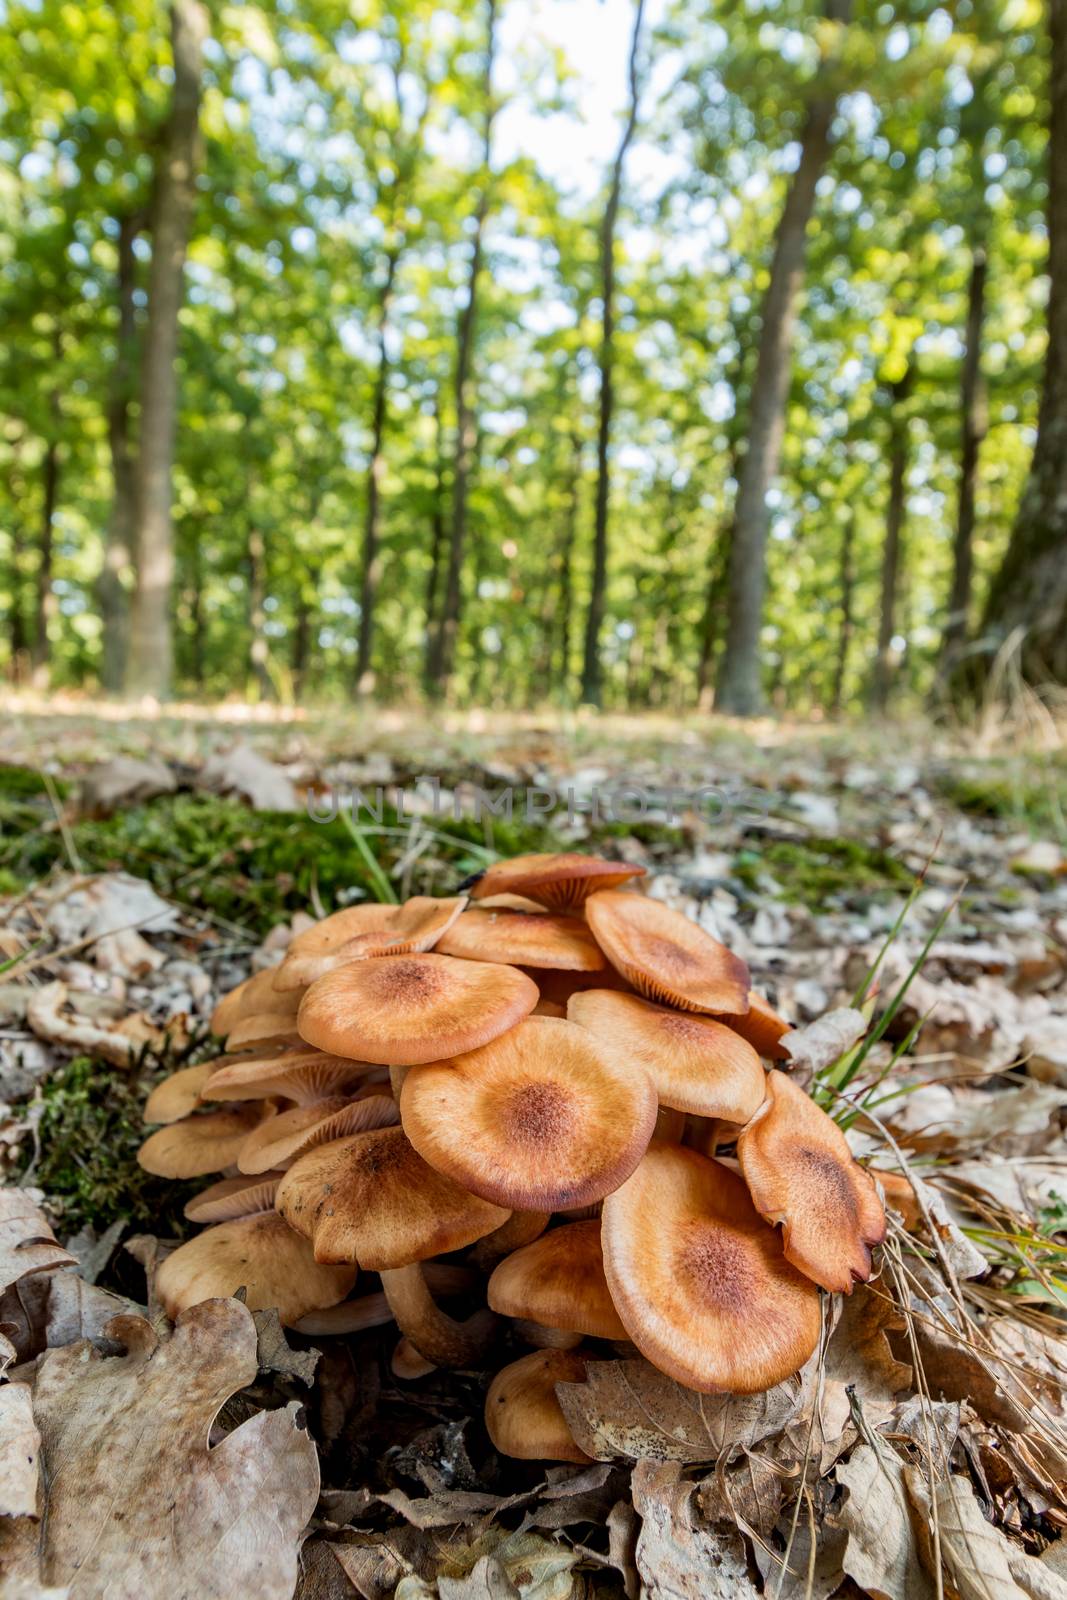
[733,836,915,905]
[934,763,1067,835]
[21,1054,200,1237]
[0,768,566,937]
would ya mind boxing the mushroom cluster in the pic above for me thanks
[139,850,886,1461]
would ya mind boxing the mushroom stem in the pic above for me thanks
[292,1292,393,1335]
[389,1064,411,1100]
[379,1263,496,1367]
[469,1210,550,1271]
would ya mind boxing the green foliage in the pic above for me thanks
[933,758,1067,834]
[24,1054,199,1237]
[733,836,915,904]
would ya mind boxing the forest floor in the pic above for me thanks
[1,692,1067,1598]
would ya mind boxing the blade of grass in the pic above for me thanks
[341,811,399,904]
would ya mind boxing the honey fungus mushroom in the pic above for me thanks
[485,1349,590,1464]
[297,953,538,1066]
[488,1221,628,1341]
[202,1050,385,1105]
[567,989,766,1123]
[236,1090,399,1175]
[584,890,750,1015]
[137,1103,269,1179]
[276,1124,507,1364]
[601,1141,821,1393]
[737,1069,886,1293]
[273,896,467,991]
[399,1016,658,1210]
[436,907,606,971]
[156,1211,356,1326]
[462,851,646,911]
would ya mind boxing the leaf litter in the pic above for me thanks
[1,720,1067,1595]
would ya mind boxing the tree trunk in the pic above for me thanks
[580,0,646,707]
[292,590,311,692]
[248,526,271,699]
[830,506,856,716]
[188,535,205,688]
[356,247,399,694]
[32,431,60,685]
[125,0,207,699]
[557,428,581,698]
[423,384,447,662]
[872,370,912,713]
[941,245,988,672]
[100,213,139,693]
[425,0,497,698]
[978,0,1067,688]
[715,0,850,716]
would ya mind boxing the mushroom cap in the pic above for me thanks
[567,989,766,1122]
[714,990,793,1061]
[156,1211,357,1327]
[273,896,467,991]
[737,1070,886,1293]
[871,1168,921,1231]
[464,852,646,912]
[224,1012,304,1052]
[276,1124,509,1267]
[143,1060,216,1125]
[211,967,299,1037]
[137,1104,269,1179]
[485,1349,590,1463]
[236,1092,400,1175]
[399,1016,657,1211]
[436,907,606,971]
[183,1173,282,1224]
[488,1221,627,1340]
[601,1141,822,1394]
[202,1050,384,1106]
[584,891,750,1015]
[297,953,539,1067]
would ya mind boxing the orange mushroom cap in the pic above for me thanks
[567,989,766,1122]
[297,953,538,1067]
[463,852,646,912]
[273,896,466,991]
[143,1060,216,1125]
[584,891,750,1015]
[485,1349,590,1464]
[202,1050,385,1106]
[211,966,299,1037]
[183,1173,282,1224]
[236,1092,400,1175]
[601,1141,822,1394]
[399,1015,657,1211]
[713,989,793,1061]
[737,1070,886,1293]
[137,1104,269,1179]
[224,1012,303,1052]
[871,1168,921,1231]
[488,1221,627,1340]
[276,1124,508,1267]
[156,1211,356,1327]
[436,907,606,971]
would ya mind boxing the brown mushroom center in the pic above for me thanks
[676,1222,755,1311]
[657,1010,711,1041]
[499,1081,574,1146]
[792,1143,861,1226]
[373,959,445,1002]
[643,935,698,972]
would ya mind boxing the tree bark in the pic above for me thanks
[100,213,139,692]
[425,0,497,698]
[32,429,60,685]
[248,526,271,699]
[580,0,646,707]
[125,0,207,699]
[830,506,856,716]
[940,246,988,673]
[356,247,399,693]
[715,0,850,716]
[872,369,912,713]
[978,0,1067,688]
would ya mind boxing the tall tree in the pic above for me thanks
[99,214,139,693]
[580,0,646,707]
[125,0,207,698]
[872,366,912,712]
[715,0,851,715]
[979,0,1067,688]
[426,0,497,698]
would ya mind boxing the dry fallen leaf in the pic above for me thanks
[0,1385,39,1519]
[0,1189,76,1295]
[630,1459,759,1599]
[199,743,299,812]
[26,981,138,1068]
[907,1471,1067,1600]
[556,1356,815,1464]
[781,1007,866,1075]
[14,1298,319,1598]
[834,1441,936,1600]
